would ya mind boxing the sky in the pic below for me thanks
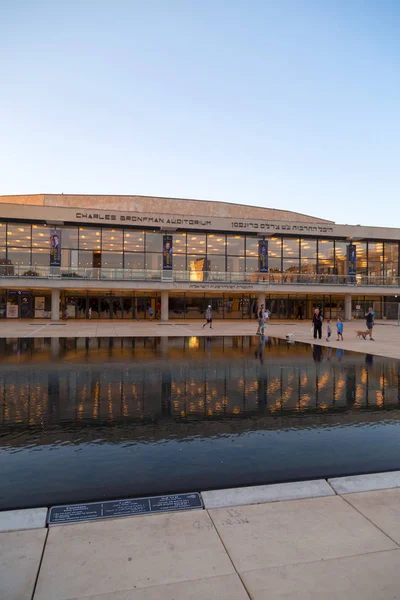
[1,0,399,227]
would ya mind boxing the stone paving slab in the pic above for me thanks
[209,495,397,571]
[329,471,400,494]
[202,479,335,509]
[0,528,47,600]
[344,488,400,545]
[0,320,398,360]
[241,548,400,599]
[65,574,249,600]
[0,507,48,532]
[33,510,235,600]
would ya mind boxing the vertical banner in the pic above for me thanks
[50,230,61,267]
[163,235,173,270]
[258,239,268,273]
[347,244,356,275]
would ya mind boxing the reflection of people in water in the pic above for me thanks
[312,344,323,363]
[365,353,373,366]
[336,348,344,361]
[255,335,268,364]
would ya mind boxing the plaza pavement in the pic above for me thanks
[1,320,400,598]
[1,317,400,360]
[2,475,400,599]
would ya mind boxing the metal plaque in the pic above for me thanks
[48,492,202,525]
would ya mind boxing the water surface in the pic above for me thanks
[0,336,399,510]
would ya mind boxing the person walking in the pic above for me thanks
[312,308,322,339]
[365,307,375,340]
[88,307,92,320]
[326,319,332,342]
[147,304,153,321]
[256,304,264,335]
[202,305,213,329]
[264,307,270,325]
[336,317,344,341]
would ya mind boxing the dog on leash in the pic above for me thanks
[355,331,366,339]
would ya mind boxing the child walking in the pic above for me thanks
[326,319,332,342]
[336,317,344,341]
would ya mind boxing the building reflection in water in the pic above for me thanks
[0,337,399,427]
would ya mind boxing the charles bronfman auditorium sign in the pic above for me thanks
[73,209,336,235]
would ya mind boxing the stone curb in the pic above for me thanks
[328,471,400,494]
[201,479,335,509]
[0,507,48,532]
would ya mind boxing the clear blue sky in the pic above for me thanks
[1,0,399,226]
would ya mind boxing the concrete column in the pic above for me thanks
[51,289,60,321]
[161,290,169,321]
[344,294,352,321]
[258,292,266,310]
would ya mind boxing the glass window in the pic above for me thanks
[300,259,317,274]
[79,228,101,250]
[187,234,206,254]
[173,253,186,271]
[0,223,6,245]
[101,252,123,268]
[245,257,258,272]
[188,255,207,274]
[283,259,300,273]
[384,242,398,263]
[245,237,259,257]
[207,234,226,254]
[145,232,163,252]
[208,255,226,272]
[7,248,31,266]
[282,238,300,256]
[268,257,282,272]
[124,253,144,269]
[7,223,31,247]
[356,242,367,272]
[226,235,244,255]
[318,240,335,273]
[32,250,50,267]
[268,237,282,259]
[78,251,94,268]
[174,233,187,255]
[102,229,123,251]
[384,243,399,278]
[368,262,382,277]
[124,230,145,252]
[227,256,245,272]
[32,225,50,247]
[301,239,317,259]
[145,253,162,270]
[61,228,78,249]
[368,242,383,263]
[334,241,347,275]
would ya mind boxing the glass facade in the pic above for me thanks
[0,222,398,277]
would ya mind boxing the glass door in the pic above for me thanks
[99,297,111,319]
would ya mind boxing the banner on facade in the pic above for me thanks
[347,244,356,275]
[163,235,173,270]
[50,230,61,267]
[258,239,268,273]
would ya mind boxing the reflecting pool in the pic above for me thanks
[0,336,399,509]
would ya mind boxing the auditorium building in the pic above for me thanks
[0,193,398,321]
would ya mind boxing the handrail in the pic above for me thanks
[0,266,399,286]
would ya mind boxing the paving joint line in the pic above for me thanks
[237,546,400,575]
[206,509,252,599]
[30,526,49,600]
[340,494,400,548]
